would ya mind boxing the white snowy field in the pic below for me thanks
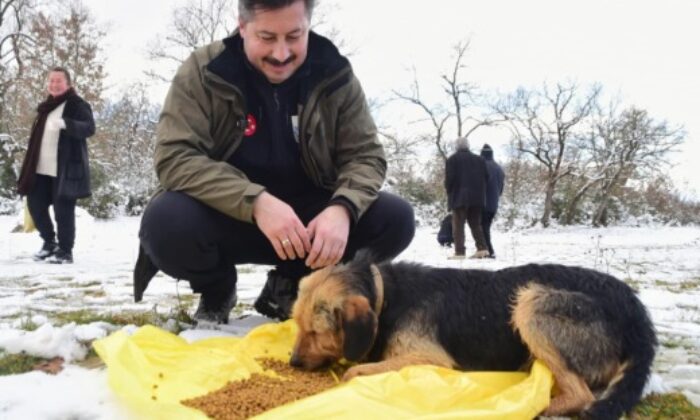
[0,210,699,418]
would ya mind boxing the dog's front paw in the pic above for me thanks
[342,363,378,381]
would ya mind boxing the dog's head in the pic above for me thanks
[289,259,381,370]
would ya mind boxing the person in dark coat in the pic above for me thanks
[17,67,96,264]
[444,136,489,259]
[480,144,505,258]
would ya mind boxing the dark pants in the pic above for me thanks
[481,210,496,256]
[139,191,415,294]
[26,174,77,252]
[452,206,487,255]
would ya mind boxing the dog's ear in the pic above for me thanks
[339,295,377,361]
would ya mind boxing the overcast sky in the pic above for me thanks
[87,0,700,198]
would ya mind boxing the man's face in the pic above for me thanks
[47,71,70,97]
[239,0,309,84]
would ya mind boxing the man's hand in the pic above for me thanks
[305,204,351,269]
[253,192,311,260]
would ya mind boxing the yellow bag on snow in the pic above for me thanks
[23,197,36,233]
[93,321,552,420]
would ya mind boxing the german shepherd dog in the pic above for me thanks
[290,254,656,419]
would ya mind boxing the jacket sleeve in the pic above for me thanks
[154,53,264,223]
[331,74,386,221]
[63,100,95,138]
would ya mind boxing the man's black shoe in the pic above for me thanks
[33,242,59,261]
[193,278,238,326]
[253,270,299,321]
[46,249,73,264]
[133,245,159,302]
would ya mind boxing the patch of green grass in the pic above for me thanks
[623,277,643,292]
[650,278,700,294]
[168,307,194,332]
[678,279,700,291]
[662,339,682,349]
[176,294,196,306]
[109,311,161,326]
[0,352,45,376]
[55,309,175,327]
[83,289,107,298]
[630,392,700,419]
[653,279,675,288]
[54,309,114,325]
[17,315,40,332]
[232,302,253,317]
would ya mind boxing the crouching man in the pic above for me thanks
[133,0,415,324]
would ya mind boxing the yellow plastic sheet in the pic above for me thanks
[93,321,553,420]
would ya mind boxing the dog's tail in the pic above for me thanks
[582,300,657,420]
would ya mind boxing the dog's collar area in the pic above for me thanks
[369,264,384,316]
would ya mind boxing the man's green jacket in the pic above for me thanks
[154,31,386,223]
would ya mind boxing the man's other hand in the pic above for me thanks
[305,204,350,269]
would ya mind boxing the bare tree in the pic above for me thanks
[389,39,503,221]
[497,142,547,228]
[393,66,453,161]
[0,0,36,202]
[588,106,684,226]
[92,82,160,215]
[145,0,236,82]
[378,129,423,179]
[393,39,497,162]
[0,0,35,124]
[309,0,353,56]
[494,82,601,226]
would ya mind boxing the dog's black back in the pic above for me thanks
[367,262,655,375]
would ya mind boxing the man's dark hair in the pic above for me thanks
[50,66,72,85]
[238,0,315,22]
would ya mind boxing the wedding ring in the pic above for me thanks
[281,238,291,246]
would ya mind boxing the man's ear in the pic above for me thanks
[340,295,377,361]
[238,18,248,37]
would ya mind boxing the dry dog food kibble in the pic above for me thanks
[181,358,341,420]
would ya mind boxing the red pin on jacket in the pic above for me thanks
[244,113,257,137]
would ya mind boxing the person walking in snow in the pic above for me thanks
[444,136,489,259]
[133,0,415,325]
[17,67,96,264]
[480,144,505,258]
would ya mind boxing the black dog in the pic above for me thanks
[290,255,656,419]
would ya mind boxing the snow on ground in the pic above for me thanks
[0,210,699,418]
